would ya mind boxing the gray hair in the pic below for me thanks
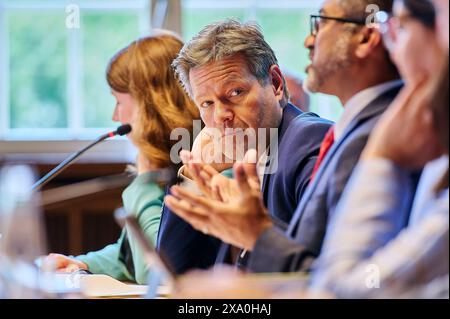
[172,19,288,101]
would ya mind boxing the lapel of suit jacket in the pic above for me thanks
[286,84,403,236]
[261,103,302,204]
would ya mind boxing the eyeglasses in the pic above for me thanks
[375,10,413,52]
[310,15,367,36]
[374,11,395,51]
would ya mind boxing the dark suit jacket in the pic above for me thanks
[247,84,420,273]
[157,103,333,274]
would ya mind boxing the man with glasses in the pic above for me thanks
[310,15,367,37]
[309,0,448,298]
[166,0,419,273]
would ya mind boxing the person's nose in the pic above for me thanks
[304,34,315,51]
[112,105,119,122]
[214,102,234,127]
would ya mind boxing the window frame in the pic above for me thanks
[0,0,151,144]
[1,0,341,159]
[183,0,317,10]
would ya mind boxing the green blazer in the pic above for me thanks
[76,173,164,284]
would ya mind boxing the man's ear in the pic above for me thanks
[269,65,284,100]
[355,27,382,59]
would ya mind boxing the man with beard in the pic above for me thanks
[309,0,449,298]
[165,0,418,273]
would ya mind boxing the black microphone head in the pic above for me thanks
[116,124,132,136]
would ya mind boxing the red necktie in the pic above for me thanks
[310,126,335,181]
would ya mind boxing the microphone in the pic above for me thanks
[31,124,132,192]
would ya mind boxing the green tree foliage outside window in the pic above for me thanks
[9,11,68,129]
[6,5,143,132]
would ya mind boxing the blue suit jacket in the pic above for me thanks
[157,103,333,274]
[247,84,421,273]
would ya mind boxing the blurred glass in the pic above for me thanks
[0,165,48,298]
[8,10,68,129]
[82,11,141,128]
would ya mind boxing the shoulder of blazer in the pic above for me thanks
[286,84,403,234]
[278,103,303,140]
[313,84,403,179]
[279,103,333,140]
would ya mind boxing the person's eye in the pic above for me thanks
[230,89,243,97]
[200,101,214,108]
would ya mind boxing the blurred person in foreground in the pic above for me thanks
[310,0,449,298]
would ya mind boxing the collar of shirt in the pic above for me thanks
[334,80,404,141]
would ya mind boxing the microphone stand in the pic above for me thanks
[31,124,131,192]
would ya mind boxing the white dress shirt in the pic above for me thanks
[335,80,404,141]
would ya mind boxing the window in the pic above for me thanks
[0,0,150,141]
[182,0,343,121]
[1,0,342,148]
